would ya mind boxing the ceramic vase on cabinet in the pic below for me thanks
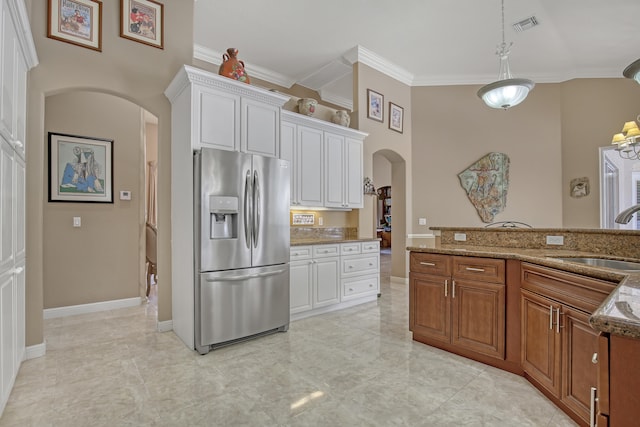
[331,110,350,127]
[218,48,251,84]
[297,98,317,116]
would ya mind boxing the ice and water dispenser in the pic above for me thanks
[209,196,238,239]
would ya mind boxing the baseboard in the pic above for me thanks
[391,276,408,285]
[25,341,46,360]
[291,294,378,322]
[43,297,142,319]
[157,320,173,332]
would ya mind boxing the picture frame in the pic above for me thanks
[48,132,114,203]
[389,102,404,133]
[120,0,164,49]
[367,89,384,122]
[47,0,102,51]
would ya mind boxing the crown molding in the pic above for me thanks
[343,45,414,86]
[318,90,353,111]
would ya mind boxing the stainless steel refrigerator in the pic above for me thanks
[194,147,290,355]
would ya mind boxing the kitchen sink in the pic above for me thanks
[551,257,640,272]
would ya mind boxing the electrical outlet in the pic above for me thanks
[546,235,564,245]
[418,218,427,225]
[73,217,81,227]
[318,217,323,226]
[454,233,467,242]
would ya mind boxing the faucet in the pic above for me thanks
[615,203,640,224]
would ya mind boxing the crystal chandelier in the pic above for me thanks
[477,0,535,109]
[611,115,640,160]
[623,59,640,84]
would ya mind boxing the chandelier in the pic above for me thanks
[623,59,640,85]
[611,115,640,160]
[477,0,535,109]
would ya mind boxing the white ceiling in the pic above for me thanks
[193,0,640,110]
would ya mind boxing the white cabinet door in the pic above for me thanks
[14,153,24,262]
[14,259,24,367]
[0,137,14,273]
[280,121,297,205]
[194,85,240,151]
[297,125,323,207]
[290,259,313,314]
[241,98,279,157]
[324,131,345,208]
[313,257,340,308]
[13,51,26,159]
[345,137,363,208]
[0,2,16,141]
[0,269,15,404]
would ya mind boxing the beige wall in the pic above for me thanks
[411,83,563,228]
[561,79,640,228]
[44,92,142,308]
[354,63,412,279]
[25,0,193,346]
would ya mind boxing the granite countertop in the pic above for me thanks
[407,244,640,339]
[291,237,381,246]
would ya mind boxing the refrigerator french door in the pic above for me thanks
[194,147,290,354]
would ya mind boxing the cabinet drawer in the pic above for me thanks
[452,256,505,284]
[341,254,379,277]
[341,242,361,255]
[290,246,312,261]
[362,241,380,253]
[410,252,451,276]
[313,244,340,258]
[342,275,379,300]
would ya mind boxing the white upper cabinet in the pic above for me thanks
[281,110,366,210]
[165,65,289,156]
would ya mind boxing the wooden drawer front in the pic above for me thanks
[410,252,451,276]
[452,256,505,284]
[313,244,340,258]
[341,255,379,277]
[290,246,312,261]
[521,263,616,313]
[340,242,361,255]
[361,241,380,253]
[342,275,379,300]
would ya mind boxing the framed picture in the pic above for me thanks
[120,0,164,49]
[389,102,404,133]
[47,0,102,51]
[367,89,384,122]
[48,132,114,203]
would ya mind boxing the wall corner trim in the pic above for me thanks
[25,342,46,360]
[157,320,173,332]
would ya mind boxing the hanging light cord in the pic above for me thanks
[497,0,512,59]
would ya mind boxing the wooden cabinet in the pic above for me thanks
[520,263,615,426]
[290,241,379,320]
[410,253,506,360]
[281,110,366,210]
[0,0,36,415]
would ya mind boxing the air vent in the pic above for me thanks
[512,16,539,32]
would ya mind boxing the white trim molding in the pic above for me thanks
[391,276,409,285]
[25,342,46,360]
[157,320,173,333]
[43,297,142,319]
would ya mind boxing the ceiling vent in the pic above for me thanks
[512,16,539,32]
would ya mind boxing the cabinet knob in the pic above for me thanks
[349,288,353,292]
[368,283,373,287]
[348,265,353,269]
[369,263,373,266]
[14,140,24,149]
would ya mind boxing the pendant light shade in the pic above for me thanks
[623,59,640,84]
[477,0,535,109]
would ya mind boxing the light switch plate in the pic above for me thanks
[120,190,132,200]
[546,235,564,245]
[454,233,467,241]
[418,218,427,225]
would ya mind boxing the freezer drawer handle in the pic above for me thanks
[205,269,287,282]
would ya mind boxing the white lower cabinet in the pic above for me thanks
[290,241,380,320]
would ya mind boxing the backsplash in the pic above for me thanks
[291,227,358,241]
[431,227,640,259]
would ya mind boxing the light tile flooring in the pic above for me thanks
[0,250,577,426]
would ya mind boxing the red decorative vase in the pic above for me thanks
[218,48,251,84]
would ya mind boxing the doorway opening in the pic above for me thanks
[600,146,640,229]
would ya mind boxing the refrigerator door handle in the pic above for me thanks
[253,170,260,248]
[244,169,252,249]
[205,268,288,282]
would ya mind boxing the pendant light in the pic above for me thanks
[623,59,640,84]
[477,0,535,109]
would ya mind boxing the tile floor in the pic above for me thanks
[0,251,577,426]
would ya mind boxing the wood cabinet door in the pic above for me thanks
[561,306,599,425]
[521,289,561,397]
[451,279,505,359]
[410,272,450,343]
